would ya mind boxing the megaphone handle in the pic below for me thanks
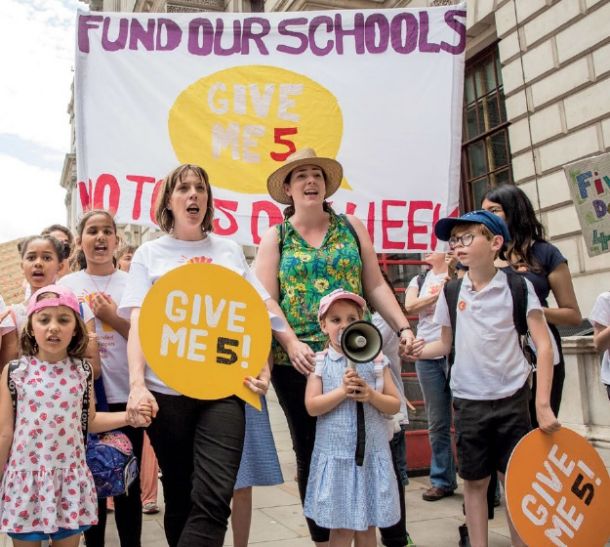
[355,401,365,466]
[348,358,356,371]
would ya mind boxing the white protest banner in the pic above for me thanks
[75,5,465,251]
[564,152,610,257]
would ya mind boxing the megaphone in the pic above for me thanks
[341,320,382,364]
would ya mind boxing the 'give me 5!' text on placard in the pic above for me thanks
[505,428,610,547]
[139,263,271,409]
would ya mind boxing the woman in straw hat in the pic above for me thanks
[255,148,415,547]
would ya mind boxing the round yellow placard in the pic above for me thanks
[505,427,610,546]
[168,65,348,194]
[139,263,271,409]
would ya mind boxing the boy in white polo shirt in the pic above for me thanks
[408,210,560,547]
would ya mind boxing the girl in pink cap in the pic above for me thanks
[303,289,401,547]
[0,286,151,547]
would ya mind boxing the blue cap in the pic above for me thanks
[434,210,511,243]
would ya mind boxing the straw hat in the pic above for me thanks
[266,148,343,205]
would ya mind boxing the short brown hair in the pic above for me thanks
[154,164,214,234]
[21,302,89,359]
[451,222,495,240]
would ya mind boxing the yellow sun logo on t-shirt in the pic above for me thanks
[458,300,467,311]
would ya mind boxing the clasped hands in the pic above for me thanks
[342,368,373,403]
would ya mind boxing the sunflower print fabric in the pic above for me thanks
[272,213,363,365]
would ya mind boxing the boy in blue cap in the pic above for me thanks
[407,210,560,547]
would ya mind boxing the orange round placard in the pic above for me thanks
[505,427,610,547]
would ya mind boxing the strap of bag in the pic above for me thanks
[7,360,19,427]
[416,272,427,292]
[443,278,463,367]
[506,272,528,336]
[80,359,93,441]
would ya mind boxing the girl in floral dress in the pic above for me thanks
[0,285,150,546]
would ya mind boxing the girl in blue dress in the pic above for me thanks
[304,289,401,547]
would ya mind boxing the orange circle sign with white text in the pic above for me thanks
[505,428,610,547]
[139,263,271,409]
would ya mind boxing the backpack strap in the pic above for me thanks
[506,272,528,336]
[80,359,93,441]
[7,360,19,427]
[443,278,463,367]
[416,272,427,293]
[277,222,286,257]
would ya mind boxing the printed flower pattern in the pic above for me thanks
[273,213,363,364]
[0,356,98,533]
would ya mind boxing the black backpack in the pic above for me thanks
[443,272,535,368]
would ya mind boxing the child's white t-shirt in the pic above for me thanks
[590,291,610,386]
[433,269,543,400]
[60,270,130,403]
[118,233,272,395]
[0,296,16,335]
[407,270,447,344]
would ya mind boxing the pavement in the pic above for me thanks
[0,388,517,547]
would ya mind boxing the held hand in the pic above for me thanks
[127,401,152,427]
[287,340,316,375]
[346,376,372,403]
[342,368,359,395]
[536,404,561,434]
[127,385,158,427]
[91,293,118,323]
[244,375,269,395]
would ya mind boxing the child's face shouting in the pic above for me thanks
[79,213,118,269]
[21,239,62,290]
[320,299,363,352]
[31,306,76,362]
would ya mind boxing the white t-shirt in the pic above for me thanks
[434,270,543,400]
[590,292,610,386]
[60,270,130,403]
[407,270,447,344]
[0,296,16,335]
[118,233,272,395]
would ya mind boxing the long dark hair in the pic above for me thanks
[484,185,546,272]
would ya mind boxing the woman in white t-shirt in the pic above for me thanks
[119,164,273,547]
[60,209,142,547]
[405,252,457,502]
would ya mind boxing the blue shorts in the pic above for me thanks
[8,525,91,541]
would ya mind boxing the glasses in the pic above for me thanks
[448,233,476,249]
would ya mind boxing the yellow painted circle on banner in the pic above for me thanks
[168,65,349,194]
[505,427,610,546]
[139,263,270,409]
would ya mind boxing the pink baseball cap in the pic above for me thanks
[27,285,80,317]
[318,288,366,320]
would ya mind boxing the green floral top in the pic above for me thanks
[272,212,363,365]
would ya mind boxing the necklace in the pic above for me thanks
[86,270,114,295]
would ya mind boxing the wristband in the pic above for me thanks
[396,326,412,338]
